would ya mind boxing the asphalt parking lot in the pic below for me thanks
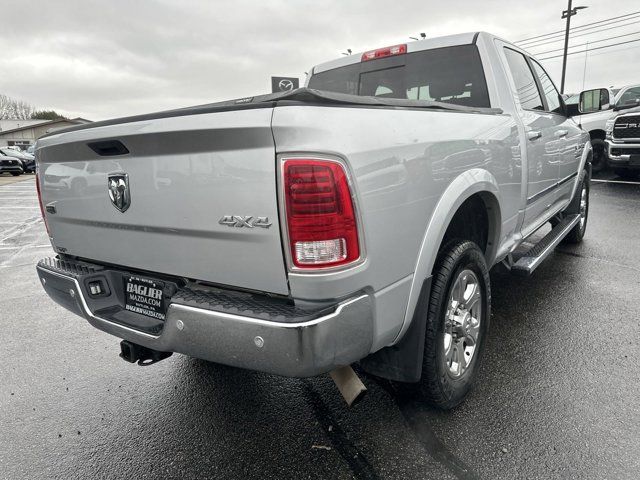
[1,173,639,480]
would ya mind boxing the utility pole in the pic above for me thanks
[560,1,588,93]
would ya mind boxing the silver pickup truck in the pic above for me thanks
[35,32,592,409]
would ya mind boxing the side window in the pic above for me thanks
[530,60,562,114]
[617,87,640,107]
[503,48,544,111]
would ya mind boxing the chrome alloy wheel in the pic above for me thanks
[579,183,588,231]
[443,269,482,378]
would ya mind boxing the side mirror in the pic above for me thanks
[579,88,611,114]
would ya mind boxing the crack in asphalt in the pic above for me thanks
[372,378,479,480]
[302,381,381,480]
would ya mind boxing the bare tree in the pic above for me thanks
[0,94,34,120]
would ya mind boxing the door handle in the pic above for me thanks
[554,129,568,138]
[527,130,542,141]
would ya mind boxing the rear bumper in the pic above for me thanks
[36,257,374,377]
[606,140,640,169]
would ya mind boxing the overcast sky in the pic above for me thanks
[2,0,639,120]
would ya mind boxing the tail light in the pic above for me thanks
[35,172,50,235]
[362,44,407,62]
[282,158,361,269]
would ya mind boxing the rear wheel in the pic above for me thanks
[418,240,490,409]
[11,172,21,176]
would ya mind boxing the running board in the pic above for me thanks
[511,214,580,276]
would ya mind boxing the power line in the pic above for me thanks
[538,37,640,60]
[581,41,640,59]
[533,30,640,55]
[515,10,640,44]
[541,41,640,62]
[521,16,640,48]
[518,14,640,48]
[522,19,640,49]
[515,10,640,43]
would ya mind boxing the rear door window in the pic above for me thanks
[503,48,544,111]
[309,45,491,108]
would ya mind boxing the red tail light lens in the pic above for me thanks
[362,44,407,62]
[283,158,360,269]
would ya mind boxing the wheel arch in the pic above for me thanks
[398,169,501,342]
[360,169,502,382]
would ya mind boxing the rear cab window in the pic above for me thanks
[308,45,491,108]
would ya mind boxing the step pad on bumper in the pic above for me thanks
[37,257,335,324]
[174,287,334,323]
[38,257,103,277]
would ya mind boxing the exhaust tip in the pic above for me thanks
[329,365,367,407]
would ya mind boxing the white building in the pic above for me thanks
[0,118,91,150]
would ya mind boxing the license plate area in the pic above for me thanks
[124,275,167,320]
[629,155,640,166]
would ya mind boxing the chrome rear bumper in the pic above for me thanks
[37,258,374,377]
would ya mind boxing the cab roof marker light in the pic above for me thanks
[361,44,407,62]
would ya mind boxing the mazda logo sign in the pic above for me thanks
[278,79,294,91]
[271,76,299,93]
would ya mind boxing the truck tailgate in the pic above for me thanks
[37,108,289,295]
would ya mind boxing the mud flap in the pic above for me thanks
[359,277,432,383]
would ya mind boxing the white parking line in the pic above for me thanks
[0,217,42,243]
[0,244,51,250]
[592,179,640,185]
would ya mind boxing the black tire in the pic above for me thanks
[590,138,607,173]
[614,169,639,179]
[562,168,589,244]
[419,240,490,409]
[11,172,21,176]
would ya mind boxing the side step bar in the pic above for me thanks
[512,214,580,276]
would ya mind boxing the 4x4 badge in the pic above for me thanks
[219,215,272,228]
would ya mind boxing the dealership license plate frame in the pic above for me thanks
[124,275,168,320]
